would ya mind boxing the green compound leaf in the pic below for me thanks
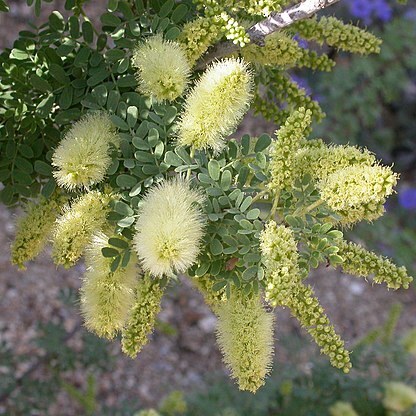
[113,201,135,216]
[101,247,119,258]
[30,74,52,92]
[108,237,129,249]
[254,134,272,152]
[208,160,221,181]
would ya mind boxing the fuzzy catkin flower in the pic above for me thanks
[11,193,67,269]
[80,233,138,339]
[216,293,274,393]
[133,179,205,277]
[132,35,190,102]
[329,402,359,416]
[335,240,413,289]
[52,191,112,268]
[176,58,253,153]
[288,283,352,372]
[383,382,416,412]
[259,221,302,307]
[121,274,164,358]
[52,113,118,190]
[268,107,312,192]
[178,17,223,66]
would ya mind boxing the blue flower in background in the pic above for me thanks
[348,0,392,24]
[290,74,312,96]
[404,8,416,21]
[399,188,416,210]
[293,34,308,49]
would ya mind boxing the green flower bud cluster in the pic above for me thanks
[194,0,222,16]
[329,401,359,416]
[193,0,249,47]
[335,240,413,289]
[216,292,274,392]
[80,232,138,339]
[242,33,335,72]
[318,164,398,224]
[296,49,335,72]
[260,220,351,372]
[242,33,303,67]
[121,274,164,358]
[220,12,250,47]
[259,221,302,307]
[11,192,67,269]
[178,17,223,66]
[253,69,324,127]
[216,0,285,16]
[268,107,312,192]
[293,16,382,55]
[288,283,352,372]
[51,190,112,268]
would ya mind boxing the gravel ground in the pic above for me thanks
[1,1,416,414]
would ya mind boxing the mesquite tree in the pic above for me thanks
[0,0,413,393]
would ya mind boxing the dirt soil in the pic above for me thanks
[1,1,416,415]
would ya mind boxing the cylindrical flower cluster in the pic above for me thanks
[133,179,205,277]
[81,232,138,339]
[216,292,274,393]
[176,58,253,154]
[132,35,190,102]
[52,190,112,268]
[52,112,119,190]
[121,274,164,358]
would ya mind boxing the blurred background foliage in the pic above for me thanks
[3,299,416,415]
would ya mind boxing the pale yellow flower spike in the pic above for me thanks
[176,58,253,154]
[132,34,191,102]
[318,164,398,224]
[133,178,205,277]
[11,193,67,269]
[52,112,119,190]
[216,292,275,393]
[51,190,112,268]
[80,232,138,339]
